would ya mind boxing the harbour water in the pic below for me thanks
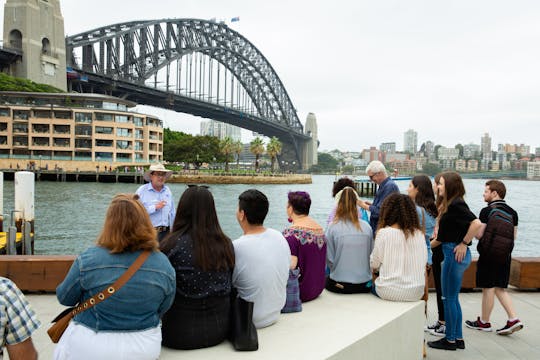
[2,175,538,256]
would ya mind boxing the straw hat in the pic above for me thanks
[143,163,173,182]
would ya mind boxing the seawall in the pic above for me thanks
[168,173,312,184]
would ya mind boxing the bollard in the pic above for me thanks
[0,171,3,232]
[7,225,17,255]
[23,220,32,255]
[14,171,35,254]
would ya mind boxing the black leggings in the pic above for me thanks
[161,295,230,350]
[325,277,371,294]
[431,246,445,322]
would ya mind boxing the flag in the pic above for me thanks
[231,16,240,22]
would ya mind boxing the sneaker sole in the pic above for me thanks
[497,324,523,335]
[465,323,492,332]
[429,329,446,337]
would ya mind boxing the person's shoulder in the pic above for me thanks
[136,183,149,193]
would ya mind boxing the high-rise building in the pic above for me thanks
[380,142,396,153]
[424,140,435,160]
[200,120,241,141]
[463,143,480,159]
[481,133,492,160]
[403,129,418,154]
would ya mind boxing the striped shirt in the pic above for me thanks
[370,227,427,301]
[0,277,40,351]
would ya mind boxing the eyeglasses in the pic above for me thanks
[369,172,380,180]
[151,172,167,177]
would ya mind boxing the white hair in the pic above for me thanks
[366,160,387,175]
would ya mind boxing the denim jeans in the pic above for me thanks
[441,242,471,341]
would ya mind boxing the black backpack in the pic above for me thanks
[477,205,515,263]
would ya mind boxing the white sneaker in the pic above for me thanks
[429,323,446,337]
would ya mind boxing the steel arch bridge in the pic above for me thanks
[66,18,311,167]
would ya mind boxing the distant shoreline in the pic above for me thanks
[168,173,312,184]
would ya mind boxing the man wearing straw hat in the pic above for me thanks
[136,163,175,241]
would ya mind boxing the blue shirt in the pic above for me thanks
[416,205,436,265]
[369,177,399,232]
[136,183,176,228]
[56,247,176,332]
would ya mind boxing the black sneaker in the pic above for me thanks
[496,319,523,335]
[456,339,465,349]
[425,320,442,332]
[465,316,492,332]
[427,338,457,351]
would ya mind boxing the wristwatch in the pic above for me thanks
[462,240,470,245]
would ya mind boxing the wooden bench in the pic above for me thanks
[0,255,76,291]
[510,257,540,289]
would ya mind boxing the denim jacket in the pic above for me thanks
[56,246,176,332]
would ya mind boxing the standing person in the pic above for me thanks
[0,277,40,360]
[465,180,523,335]
[426,173,446,336]
[326,177,368,226]
[232,189,291,328]
[427,172,482,351]
[326,187,374,293]
[160,185,235,349]
[54,194,176,360]
[357,160,399,232]
[370,193,427,301]
[283,191,326,302]
[136,163,175,241]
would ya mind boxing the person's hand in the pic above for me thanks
[357,199,369,210]
[155,200,166,210]
[453,242,467,263]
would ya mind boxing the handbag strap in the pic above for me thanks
[69,250,151,317]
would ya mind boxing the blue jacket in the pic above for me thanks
[369,177,399,231]
[56,246,176,332]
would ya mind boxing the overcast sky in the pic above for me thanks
[4,0,540,152]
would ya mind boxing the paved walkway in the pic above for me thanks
[424,289,540,360]
[10,289,540,359]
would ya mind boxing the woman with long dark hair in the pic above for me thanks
[427,172,482,351]
[325,187,373,294]
[370,193,427,301]
[160,185,235,350]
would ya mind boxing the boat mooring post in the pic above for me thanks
[14,171,35,255]
[0,171,3,232]
[6,210,19,255]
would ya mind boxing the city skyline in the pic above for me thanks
[2,1,539,151]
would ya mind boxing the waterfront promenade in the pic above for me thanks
[17,288,540,359]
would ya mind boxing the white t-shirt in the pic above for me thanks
[232,228,291,328]
[370,227,427,301]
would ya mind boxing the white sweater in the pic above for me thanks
[370,227,427,301]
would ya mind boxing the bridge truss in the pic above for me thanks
[66,19,310,166]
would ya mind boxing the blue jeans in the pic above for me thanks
[441,242,471,341]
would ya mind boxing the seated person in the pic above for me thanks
[326,177,369,226]
[160,185,235,349]
[325,187,373,293]
[283,191,326,302]
[232,189,291,328]
[370,193,427,301]
[0,277,40,360]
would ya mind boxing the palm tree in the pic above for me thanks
[220,137,234,172]
[250,137,265,172]
[266,137,282,173]
[232,140,243,170]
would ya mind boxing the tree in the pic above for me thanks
[266,137,282,172]
[421,162,442,176]
[455,143,464,158]
[434,144,442,160]
[163,131,221,168]
[220,137,234,172]
[250,137,265,171]
[232,140,243,169]
[310,152,339,173]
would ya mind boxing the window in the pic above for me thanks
[75,139,92,148]
[116,153,132,160]
[95,139,113,147]
[32,124,50,133]
[54,111,72,119]
[13,123,28,133]
[0,123,8,131]
[116,140,132,150]
[75,112,92,123]
[13,110,29,120]
[0,136,7,145]
[0,108,11,117]
[33,110,52,118]
[135,129,144,139]
[75,125,92,136]
[95,113,114,121]
[95,152,113,160]
[53,138,70,147]
[95,126,113,134]
[133,117,144,126]
[115,115,129,123]
[54,125,71,134]
[13,136,28,146]
[134,141,143,151]
[116,128,132,137]
[32,137,49,146]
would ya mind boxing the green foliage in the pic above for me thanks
[163,128,222,168]
[421,162,442,176]
[220,137,234,171]
[0,72,64,92]
[310,152,339,173]
[250,137,265,171]
[266,137,282,172]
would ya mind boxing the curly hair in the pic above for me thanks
[378,193,421,238]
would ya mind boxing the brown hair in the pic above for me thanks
[485,179,506,199]
[334,187,361,230]
[437,171,466,219]
[378,193,421,238]
[97,193,158,253]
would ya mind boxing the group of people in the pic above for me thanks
[0,161,523,359]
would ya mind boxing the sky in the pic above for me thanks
[3,0,540,152]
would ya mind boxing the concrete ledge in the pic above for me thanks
[27,290,424,359]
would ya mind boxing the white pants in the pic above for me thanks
[53,322,161,360]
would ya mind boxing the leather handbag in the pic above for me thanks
[229,288,258,351]
[47,250,151,343]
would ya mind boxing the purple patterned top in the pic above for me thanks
[282,227,327,302]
